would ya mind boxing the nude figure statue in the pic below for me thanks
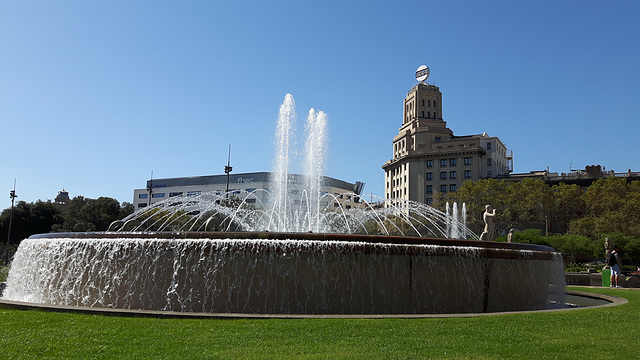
[479,205,496,241]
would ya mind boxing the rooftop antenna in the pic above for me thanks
[4,179,17,265]
[224,144,233,195]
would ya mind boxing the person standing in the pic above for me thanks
[609,246,623,288]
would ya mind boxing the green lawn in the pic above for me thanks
[0,287,637,359]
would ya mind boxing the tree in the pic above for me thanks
[443,178,509,235]
[549,183,586,234]
[569,178,640,239]
[547,234,593,263]
[504,178,551,231]
[57,196,134,232]
[0,200,62,246]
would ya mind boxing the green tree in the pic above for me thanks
[0,200,62,246]
[569,178,640,239]
[504,178,551,231]
[57,196,134,232]
[547,234,592,263]
[444,178,509,235]
[549,183,586,233]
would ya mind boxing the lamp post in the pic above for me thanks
[4,180,17,265]
[147,171,153,207]
[224,145,232,196]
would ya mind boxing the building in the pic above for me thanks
[382,82,513,204]
[132,172,364,210]
[53,189,70,210]
[496,165,640,187]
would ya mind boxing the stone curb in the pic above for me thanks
[0,290,626,319]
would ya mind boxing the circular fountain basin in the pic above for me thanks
[2,232,565,315]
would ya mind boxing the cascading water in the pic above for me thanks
[3,233,566,314]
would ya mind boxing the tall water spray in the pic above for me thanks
[451,202,460,239]
[268,94,330,232]
[270,94,296,230]
[462,203,467,231]
[303,108,328,233]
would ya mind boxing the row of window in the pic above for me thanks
[427,170,472,180]
[139,191,196,199]
[420,111,436,119]
[422,99,434,107]
[427,158,473,168]
[426,184,457,193]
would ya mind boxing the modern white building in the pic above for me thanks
[133,172,365,210]
[382,81,513,205]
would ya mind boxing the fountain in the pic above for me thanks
[1,94,566,315]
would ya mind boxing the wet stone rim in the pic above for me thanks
[0,290,627,319]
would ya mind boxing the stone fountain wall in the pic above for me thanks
[2,233,565,314]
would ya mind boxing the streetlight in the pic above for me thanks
[4,179,17,265]
[147,171,154,207]
[224,144,232,195]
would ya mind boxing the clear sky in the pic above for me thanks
[1,1,638,205]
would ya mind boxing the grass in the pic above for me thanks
[0,287,638,359]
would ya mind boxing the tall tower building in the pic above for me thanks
[382,81,512,204]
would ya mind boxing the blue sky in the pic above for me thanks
[1,1,638,205]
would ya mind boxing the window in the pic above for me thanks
[426,198,433,205]
[487,142,492,150]
[488,171,492,177]
[428,100,431,107]
[138,194,148,199]
[487,158,492,166]
[434,100,437,107]
[426,185,433,193]
[450,184,457,192]
[421,111,425,118]
[427,111,430,118]
[246,198,257,204]
[421,100,425,106]
[464,157,472,165]
[187,191,202,196]
[169,192,183,197]
[152,193,165,198]
[449,158,457,166]
[440,185,447,193]
[138,203,147,208]
[440,159,447,167]
[426,173,433,180]
[426,160,433,168]
[440,172,447,179]
[449,171,457,179]
[435,137,441,143]
[464,170,472,178]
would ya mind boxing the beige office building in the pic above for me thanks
[383,82,513,204]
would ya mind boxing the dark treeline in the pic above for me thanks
[0,196,134,249]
